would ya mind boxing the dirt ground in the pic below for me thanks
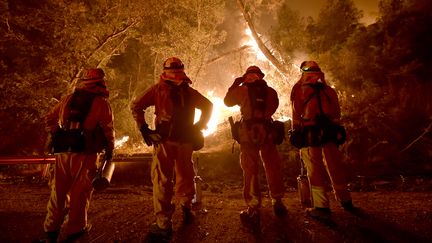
[1,173,432,243]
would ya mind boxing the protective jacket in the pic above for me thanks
[290,71,340,129]
[131,79,212,142]
[46,85,114,153]
[224,79,278,121]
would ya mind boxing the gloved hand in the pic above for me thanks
[194,120,208,131]
[104,149,113,161]
[232,77,244,87]
[140,124,154,146]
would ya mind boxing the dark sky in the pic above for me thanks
[286,0,380,24]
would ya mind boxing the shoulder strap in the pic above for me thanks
[246,81,268,119]
[302,83,330,116]
[65,91,97,129]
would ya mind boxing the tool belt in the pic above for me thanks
[156,121,204,151]
[51,128,85,153]
[289,123,346,148]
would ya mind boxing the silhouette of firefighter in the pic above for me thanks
[290,61,355,220]
[131,57,213,241]
[40,68,114,242]
[224,65,287,231]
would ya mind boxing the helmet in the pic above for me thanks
[163,57,184,70]
[81,68,105,81]
[160,57,191,85]
[300,61,321,72]
[244,65,264,78]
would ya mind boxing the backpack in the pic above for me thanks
[51,91,97,153]
[292,82,346,147]
[246,81,268,119]
[245,81,285,145]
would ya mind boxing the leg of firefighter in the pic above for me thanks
[65,153,96,238]
[43,153,72,241]
[261,142,286,216]
[301,147,332,219]
[152,143,175,232]
[239,143,261,229]
[174,143,195,224]
[240,143,261,210]
[322,143,352,206]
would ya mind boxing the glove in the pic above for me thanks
[232,77,244,87]
[194,120,207,131]
[104,149,113,161]
[140,124,154,146]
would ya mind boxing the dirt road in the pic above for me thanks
[1,180,432,243]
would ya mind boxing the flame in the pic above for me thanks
[195,90,239,137]
[114,135,129,148]
[244,28,266,61]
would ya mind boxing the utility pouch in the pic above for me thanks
[191,128,204,151]
[288,129,306,149]
[325,124,346,145]
[271,120,285,145]
[155,121,171,141]
[303,125,326,147]
[51,128,85,153]
[228,116,241,143]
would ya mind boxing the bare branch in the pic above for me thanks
[400,121,432,152]
[69,21,139,86]
[236,0,289,76]
[205,45,252,65]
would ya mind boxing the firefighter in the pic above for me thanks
[224,66,287,230]
[131,57,213,240]
[40,68,114,242]
[290,61,354,220]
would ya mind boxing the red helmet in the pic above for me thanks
[300,61,321,72]
[244,65,264,78]
[163,57,184,70]
[81,68,105,80]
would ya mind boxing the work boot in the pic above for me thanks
[182,206,194,225]
[273,200,287,217]
[63,224,92,243]
[144,223,173,243]
[341,200,355,211]
[305,207,331,221]
[33,230,59,243]
[240,208,260,232]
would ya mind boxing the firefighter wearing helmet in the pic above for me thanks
[131,57,213,241]
[40,68,115,242]
[224,65,287,230]
[290,61,355,220]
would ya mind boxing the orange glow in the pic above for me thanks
[195,90,239,136]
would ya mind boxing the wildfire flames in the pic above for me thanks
[195,90,239,137]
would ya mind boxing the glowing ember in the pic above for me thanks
[115,136,129,148]
[195,90,239,137]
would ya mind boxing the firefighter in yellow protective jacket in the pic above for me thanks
[224,66,287,229]
[290,61,354,220]
[41,68,114,242]
[131,57,212,240]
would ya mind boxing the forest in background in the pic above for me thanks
[1,0,431,176]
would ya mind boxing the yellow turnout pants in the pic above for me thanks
[44,152,97,235]
[152,141,195,229]
[300,143,351,208]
